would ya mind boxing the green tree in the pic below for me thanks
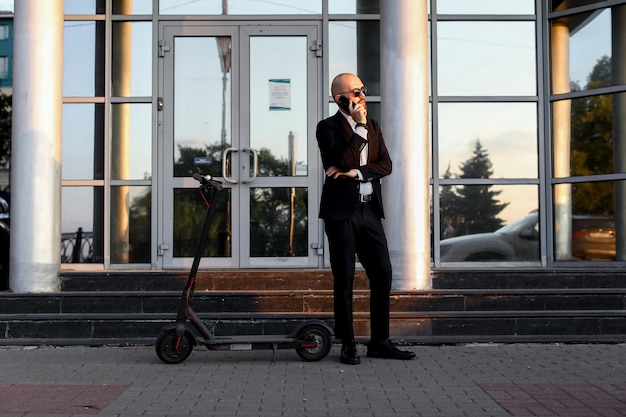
[455,139,508,233]
[0,91,11,174]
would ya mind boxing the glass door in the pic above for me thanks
[159,23,322,269]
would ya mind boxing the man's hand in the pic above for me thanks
[350,102,367,124]
[326,166,358,179]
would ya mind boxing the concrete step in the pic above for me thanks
[59,270,368,292]
[1,270,626,345]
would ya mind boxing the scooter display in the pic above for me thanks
[155,173,333,364]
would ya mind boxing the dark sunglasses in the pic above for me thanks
[338,86,368,97]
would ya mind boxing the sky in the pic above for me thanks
[0,1,11,12]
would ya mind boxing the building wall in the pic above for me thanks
[6,1,626,288]
[0,12,12,92]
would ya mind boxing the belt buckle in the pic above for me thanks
[359,194,371,203]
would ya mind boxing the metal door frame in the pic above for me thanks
[158,21,323,269]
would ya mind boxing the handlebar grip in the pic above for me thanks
[192,173,223,191]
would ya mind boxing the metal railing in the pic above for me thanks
[61,228,93,263]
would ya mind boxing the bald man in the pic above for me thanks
[316,73,415,365]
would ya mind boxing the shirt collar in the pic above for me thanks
[339,110,356,128]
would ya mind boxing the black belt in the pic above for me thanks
[359,194,372,203]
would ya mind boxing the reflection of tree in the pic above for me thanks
[439,140,508,235]
[174,143,225,178]
[173,143,307,258]
[570,55,614,216]
[250,187,307,257]
[173,187,230,257]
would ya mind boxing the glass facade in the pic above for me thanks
[549,3,626,263]
[45,0,622,270]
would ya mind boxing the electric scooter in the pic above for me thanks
[155,173,333,364]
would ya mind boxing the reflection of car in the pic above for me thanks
[440,211,617,262]
[571,216,615,260]
[0,194,9,290]
[440,211,540,262]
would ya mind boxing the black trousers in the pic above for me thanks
[324,202,392,343]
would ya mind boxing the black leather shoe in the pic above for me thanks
[340,342,361,365]
[366,340,416,360]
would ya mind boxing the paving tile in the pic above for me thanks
[480,383,626,417]
[0,384,128,415]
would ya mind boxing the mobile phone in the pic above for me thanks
[337,95,352,112]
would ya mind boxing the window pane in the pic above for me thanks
[250,36,308,177]
[551,8,621,94]
[437,22,536,96]
[329,21,380,96]
[553,180,623,262]
[439,185,539,262]
[329,0,380,14]
[173,188,231,257]
[111,186,151,263]
[438,103,538,179]
[110,103,152,180]
[62,103,104,180]
[437,0,534,15]
[112,0,152,14]
[111,22,152,97]
[0,57,9,85]
[250,187,308,257]
[552,92,626,177]
[0,24,10,40]
[173,36,230,179]
[159,0,321,14]
[61,186,104,263]
[64,21,105,97]
[65,0,105,14]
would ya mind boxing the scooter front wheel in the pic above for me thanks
[156,328,194,364]
[295,324,332,362]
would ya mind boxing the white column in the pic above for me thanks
[380,0,431,290]
[10,0,63,292]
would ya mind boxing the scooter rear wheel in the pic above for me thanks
[156,328,194,364]
[295,324,332,362]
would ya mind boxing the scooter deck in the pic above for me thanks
[197,334,300,351]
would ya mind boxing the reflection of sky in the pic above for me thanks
[63,22,152,181]
[160,0,320,14]
[437,22,537,96]
[569,9,611,87]
[174,35,308,167]
[250,36,307,165]
[437,0,534,14]
[438,103,537,179]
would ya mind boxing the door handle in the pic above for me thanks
[241,148,258,184]
[222,147,238,184]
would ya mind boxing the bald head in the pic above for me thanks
[331,73,363,98]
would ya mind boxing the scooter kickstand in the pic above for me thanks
[271,343,278,365]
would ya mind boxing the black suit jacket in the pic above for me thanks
[316,111,392,220]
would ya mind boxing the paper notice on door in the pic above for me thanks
[269,79,291,111]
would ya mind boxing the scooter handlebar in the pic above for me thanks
[192,173,223,190]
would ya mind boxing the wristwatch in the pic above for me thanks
[355,122,367,129]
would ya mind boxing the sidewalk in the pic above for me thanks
[1,343,626,417]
